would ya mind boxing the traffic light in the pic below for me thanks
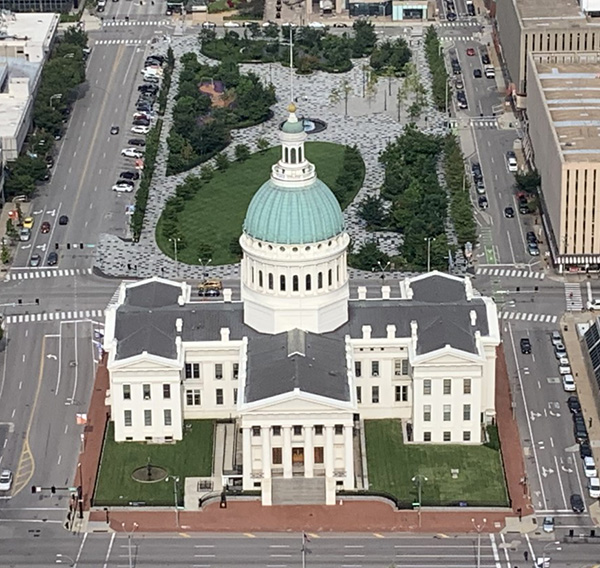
[51,486,56,494]
[80,243,83,249]
[35,299,39,305]
[55,243,59,250]
[67,243,71,250]
[31,486,36,494]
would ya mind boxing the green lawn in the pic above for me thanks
[156,142,363,265]
[94,420,214,506]
[364,420,509,507]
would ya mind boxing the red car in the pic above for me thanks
[40,221,51,234]
[466,48,476,56]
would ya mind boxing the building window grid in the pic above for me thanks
[355,361,362,377]
[423,405,431,422]
[356,386,362,403]
[463,431,471,442]
[233,363,239,379]
[371,385,379,403]
[216,388,224,405]
[163,384,171,399]
[371,360,379,377]
[164,409,172,426]
[215,364,223,380]
[185,363,200,379]
[123,384,131,400]
[443,378,451,395]
[463,378,472,394]
[443,404,451,421]
[186,389,201,406]
[463,404,471,421]
[443,431,451,442]
[233,387,238,404]
[423,379,431,395]
[143,384,151,400]
[124,410,132,427]
[144,409,152,427]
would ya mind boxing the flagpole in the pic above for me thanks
[289,24,294,103]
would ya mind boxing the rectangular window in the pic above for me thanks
[371,361,379,376]
[143,384,151,400]
[215,363,223,380]
[401,359,409,375]
[233,363,239,380]
[356,386,362,403]
[443,404,451,421]
[463,378,472,394]
[314,446,324,464]
[163,384,171,399]
[233,387,238,405]
[144,409,152,427]
[463,404,471,421]
[372,385,379,403]
[355,361,362,377]
[185,363,200,379]
[423,405,431,422]
[443,379,451,395]
[423,431,431,442]
[273,426,281,436]
[124,410,132,427]
[252,426,261,437]
[334,424,343,436]
[443,431,451,442]
[401,385,408,401]
[293,425,302,436]
[463,431,471,442]
[186,389,201,406]
[423,379,431,395]
[272,447,282,465]
[394,360,402,376]
[216,388,223,405]
[314,425,323,436]
[123,384,131,400]
[164,409,172,426]
[395,385,401,402]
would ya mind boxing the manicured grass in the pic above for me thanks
[94,420,214,506]
[156,142,363,265]
[364,419,509,507]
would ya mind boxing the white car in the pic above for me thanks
[558,356,569,366]
[507,152,518,172]
[131,125,150,134]
[308,21,326,28]
[584,456,598,478]
[588,476,600,499]
[112,184,134,193]
[559,365,572,376]
[121,148,144,159]
[0,469,13,491]
[201,21,216,28]
[562,374,576,392]
[588,298,600,311]
[223,21,241,28]
[542,516,554,533]
[551,331,562,346]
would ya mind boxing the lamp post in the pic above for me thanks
[471,517,487,568]
[411,474,428,527]
[539,541,561,567]
[165,476,180,528]
[198,257,212,279]
[121,521,139,568]
[49,93,62,109]
[376,260,391,281]
[55,554,75,567]
[169,237,181,278]
[424,237,436,272]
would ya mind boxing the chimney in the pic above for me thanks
[223,288,232,303]
[410,320,418,341]
[362,325,372,340]
[220,327,230,342]
[178,294,185,306]
[386,324,396,339]
[175,318,183,333]
[464,277,474,300]
[470,310,477,326]
[381,285,390,299]
[358,286,367,300]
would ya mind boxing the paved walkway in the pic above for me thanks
[95,31,467,281]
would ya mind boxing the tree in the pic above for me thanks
[352,20,377,57]
[246,22,262,39]
[351,241,391,272]
[215,153,230,171]
[234,144,251,162]
[62,26,88,49]
[359,196,387,230]
[514,170,541,194]
[229,236,243,258]
[197,243,214,264]
[329,79,353,117]
[256,137,270,152]
[263,23,280,39]
[200,164,215,182]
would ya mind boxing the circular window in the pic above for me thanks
[305,246,310,251]
[258,243,262,248]
[280,246,285,252]
[293,247,298,252]
[268,245,273,250]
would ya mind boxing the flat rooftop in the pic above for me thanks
[535,61,600,162]
[0,13,58,54]
[514,0,597,29]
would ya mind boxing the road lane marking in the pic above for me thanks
[489,534,501,568]
[103,533,116,568]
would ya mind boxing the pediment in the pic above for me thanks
[415,346,482,365]
[242,391,353,415]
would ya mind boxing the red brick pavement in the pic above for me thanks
[84,347,529,533]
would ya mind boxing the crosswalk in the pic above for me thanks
[440,35,476,41]
[93,38,153,46]
[4,309,106,325]
[101,19,170,27]
[476,267,545,279]
[471,119,498,129]
[438,20,481,27]
[500,311,558,324]
[5,268,92,281]
[565,282,583,311]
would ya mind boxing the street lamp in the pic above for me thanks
[56,554,75,567]
[165,475,180,528]
[198,257,212,279]
[121,521,139,568]
[471,517,487,568]
[411,474,428,527]
[169,237,181,278]
[49,93,62,109]
[424,237,436,272]
[376,260,391,281]
[539,541,561,567]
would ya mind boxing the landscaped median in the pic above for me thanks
[364,419,509,507]
[93,420,214,507]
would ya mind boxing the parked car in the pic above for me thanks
[554,341,566,353]
[143,75,160,84]
[47,251,58,266]
[0,470,13,491]
[587,298,600,311]
[573,415,588,443]
[19,228,31,242]
[476,179,485,194]
[518,195,529,214]
[121,148,144,158]
[526,231,537,244]
[481,53,491,65]
[551,331,562,346]
[507,151,518,172]
[520,338,532,354]
[454,77,464,90]
[478,195,488,209]
[131,125,151,134]
[120,171,140,181]
[587,477,600,499]
[567,395,581,414]
[570,493,585,513]
[22,216,34,229]
[113,183,134,193]
[128,138,146,147]
[580,440,593,458]
[447,11,457,20]
[527,242,540,256]
[562,374,576,392]
[584,456,598,478]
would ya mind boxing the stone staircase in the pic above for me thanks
[271,478,326,505]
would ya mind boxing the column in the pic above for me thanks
[324,425,334,478]
[335,0,343,15]
[282,426,293,478]
[304,426,314,478]
[242,427,252,490]
[344,425,354,490]
[261,426,271,479]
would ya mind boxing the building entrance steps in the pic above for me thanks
[212,423,226,492]
[222,422,236,474]
[272,478,326,506]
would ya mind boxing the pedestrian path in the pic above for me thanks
[470,118,498,129]
[476,267,545,279]
[5,268,93,281]
[500,311,558,324]
[93,38,153,46]
[4,309,106,325]
[101,19,170,27]
[438,20,481,27]
[565,282,583,311]
[439,35,476,41]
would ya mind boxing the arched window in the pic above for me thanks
[306,274,312,291]
[318,272,323,289]
[280,275,286,291]
[259,270,263,288]
[251,267,255,284]
[328,269,332,286]
[290,148,297,164]
[336,265,340,283]
[268,273,273,290]
[298,147,303,162]
[284,147,289,162]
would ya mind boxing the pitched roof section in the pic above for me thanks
[124,280,182,309]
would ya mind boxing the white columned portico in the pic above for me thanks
[262,427,271,479]
[283,426,293,478]
[324,425,335,505]
[344,425,354,490]
[242,426,252,489]
[304,425,314,478]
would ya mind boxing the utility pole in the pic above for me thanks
[425,237,436,272]
[169,237,180,278]
[471,517,487,568]
[301,532,310,568]
[412,474,428,527]
[121,522,139,568]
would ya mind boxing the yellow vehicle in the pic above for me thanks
[198,279,222,296]
[22,217,34,229]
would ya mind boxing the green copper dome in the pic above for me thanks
[281,120,305,134]
[244,178,345,244]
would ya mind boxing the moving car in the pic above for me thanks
[59,215,69,225]
[447,11,457,20]
[587,477,600,499]
[121,148,144,158]
[507,151,518,172]
[473,68,482,78]
[22,216,34,229]
[40,221,51,233]
[520,338,531,354]
[562,374,576,392]
[584,456,598,478]
[504,206,514,218]
[47,252,58,266]
[0,470,13,491]
[29,254,41,267]
[570,493,584,513]
[466,47,476,56]
[110,125,120,135]
[542,516,554,533]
